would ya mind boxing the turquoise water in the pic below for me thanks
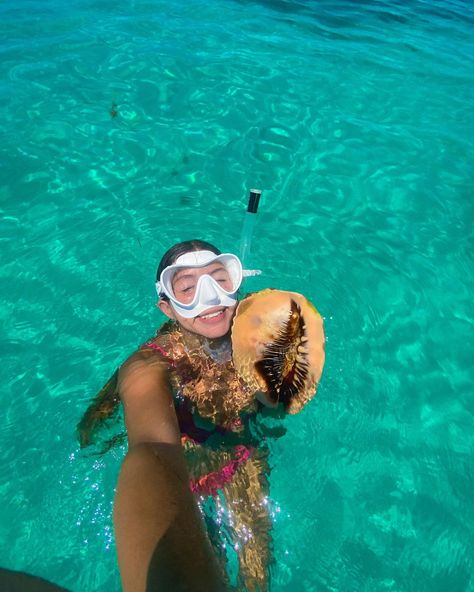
[1,0,473,589]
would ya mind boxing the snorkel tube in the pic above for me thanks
[240,189,262,270]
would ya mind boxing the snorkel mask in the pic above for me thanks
[156,250,250,319]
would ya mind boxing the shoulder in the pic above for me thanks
[119,321,180,390]
[118,349,170,396]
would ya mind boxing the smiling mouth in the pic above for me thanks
[198,308,226,321]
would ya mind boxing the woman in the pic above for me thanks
[80,240,275,592]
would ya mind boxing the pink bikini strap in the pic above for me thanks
[141,341,177,368]
[189,445,253,497]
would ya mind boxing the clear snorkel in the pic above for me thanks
[240,188,262,277]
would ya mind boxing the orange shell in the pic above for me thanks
[231,289,325,414]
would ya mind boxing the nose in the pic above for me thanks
[199,275,220,305]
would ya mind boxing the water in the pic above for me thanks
[1,0,473,590]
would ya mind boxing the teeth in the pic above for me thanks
[201,311,222,319]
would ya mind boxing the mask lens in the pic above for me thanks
[171,263,234,304]
[171,270,199,304]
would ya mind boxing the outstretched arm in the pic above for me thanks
[114,354,230,592]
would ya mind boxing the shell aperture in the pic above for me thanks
[231,289,325,414]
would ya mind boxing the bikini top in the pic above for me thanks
[142,321,259,444]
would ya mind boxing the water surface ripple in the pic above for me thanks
[0,0,473,590]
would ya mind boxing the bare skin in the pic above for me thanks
[112,260,281,591]
[114,262,238,592]
[114,353,232,592]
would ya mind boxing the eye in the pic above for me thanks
[212,270,230,282]
[177,283,195,293]
[173,279,196,295]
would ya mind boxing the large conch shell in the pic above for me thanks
[231,289,325,414]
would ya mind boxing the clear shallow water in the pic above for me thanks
[1,0,473,590]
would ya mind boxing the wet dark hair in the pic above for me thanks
[156,239,221,300]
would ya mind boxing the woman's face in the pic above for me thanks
[158,261,237,339]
